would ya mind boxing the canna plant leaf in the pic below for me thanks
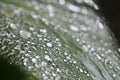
[0,0,120,80]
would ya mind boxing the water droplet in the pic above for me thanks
[47,5,54,17]
[14,8,21,13]
[113,74,116,77]
[46,42,53,47]
[73,61,77,64]
[10,23,17,29]
[31,14,39,19]
[29,27,34,31]
[98,22,104,29]
[44,55,52,61]
[67,4,80,13]
[14,44,21,49]
[56,68,61,73]
[59,0,65,5]
[96,54,101,60]
[118,48,120,52]
[32,58,37,63]
[70,25,79,31]
[87,73,90,76]
[19,30,31,39]
[40,29,47,33]
[64,59,67,62]
[52,72,56,77]
[79,68,83,72]
[66,55,71,60]
[64,52,68,55]
[41,61,47,66]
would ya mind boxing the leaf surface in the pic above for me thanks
[0,0,120,80]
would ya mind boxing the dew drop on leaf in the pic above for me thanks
[10,23,17,29]
[19,30,31,39]
[32,58,37,63]
[59,0,65,5]
[44,55,52,61]
[46,42,53,47]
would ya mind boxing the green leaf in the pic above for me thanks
[0,0,120,80]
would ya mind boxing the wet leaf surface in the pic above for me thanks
[0,0,120,80]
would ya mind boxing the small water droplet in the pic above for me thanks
[73,61,77,64]
[44,55,52,61]
[40,29,47,33]
[52,72,56,77]
[14,44,21,49]
[66,56,71,60]
[19,30,31,39]
[10,23,17,29]
[113,74,116,77]
[67,4,80,13]
[56,68,61,72]
[79,68,84,72]
[47,5,54,17]
[46,42,53,47]
[98,22,104,29]
[96,54,101,60]
[29,27,34,31]
[32,58,37,63]
[87,73,90,76]
[59,0,65,5]
[118,48,120,52]
[70,25,79,31]
[64,59,67,62]
[41,61,47,66]
[64,52,68,55]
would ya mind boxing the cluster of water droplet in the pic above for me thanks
[0,0,120,80]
